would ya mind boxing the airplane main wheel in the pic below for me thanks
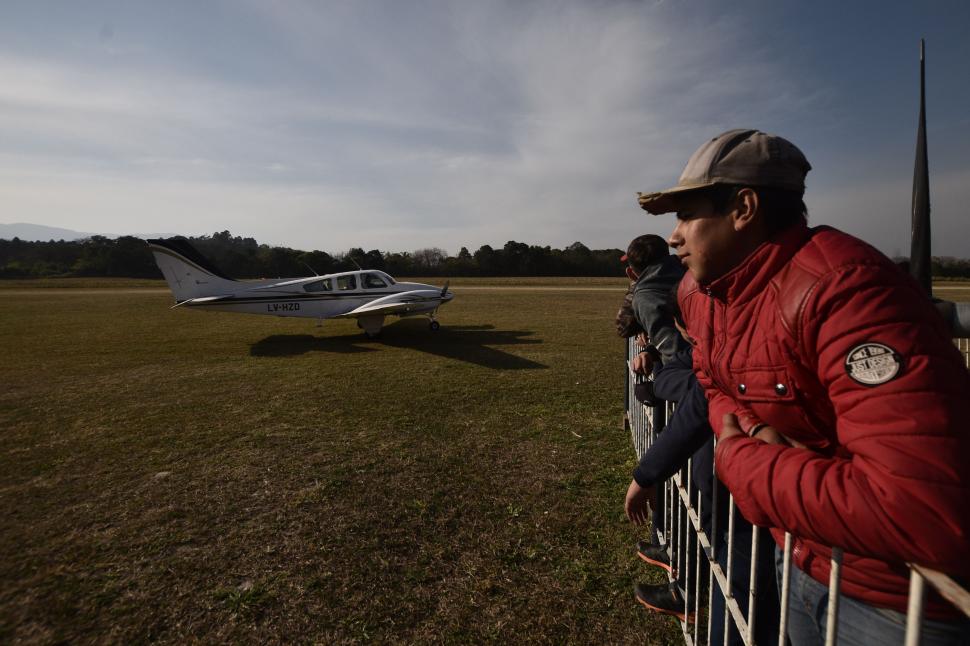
[429,320,440,331]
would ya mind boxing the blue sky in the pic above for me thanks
[1,1,968,256]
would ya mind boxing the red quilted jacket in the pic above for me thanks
[680,222,970,618]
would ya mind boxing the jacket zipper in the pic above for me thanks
[705,289,730,396]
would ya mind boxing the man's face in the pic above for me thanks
[666,193,740,285]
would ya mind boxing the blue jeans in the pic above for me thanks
[775,547,970,646]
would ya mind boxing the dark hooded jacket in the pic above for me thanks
[631,254,688,364]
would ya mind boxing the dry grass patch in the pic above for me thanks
[0,279,680,644]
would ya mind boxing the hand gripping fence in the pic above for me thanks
[624,337,970,646]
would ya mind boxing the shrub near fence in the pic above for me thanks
[624,338,970,646]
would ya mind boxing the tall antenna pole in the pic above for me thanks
[910,38,932,296]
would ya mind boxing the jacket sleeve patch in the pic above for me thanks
[844,342,903,386]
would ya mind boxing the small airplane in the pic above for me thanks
[147,238,453,338]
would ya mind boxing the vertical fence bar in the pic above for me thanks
[694,488,703,645]
[684,488,692,628]
[709,438,719,645]
[725,500,736,597]
[746,527,760,646]
[903,570,926,646]
[778,533,792,646]
[667,476,674,550]
[707,522,716,644]
[824,547,844,646]
[663,470,674,552]
[724,499,736,646]
[624,339,630,420]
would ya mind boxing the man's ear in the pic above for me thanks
[625,266,638,281]
[732,188,759,232]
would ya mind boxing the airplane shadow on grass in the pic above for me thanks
[250,322,546,370]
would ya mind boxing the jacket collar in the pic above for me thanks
[634,254,685,289]
[703,221,813,304]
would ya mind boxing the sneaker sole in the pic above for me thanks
[636,551,673,574]
[634,595,695,623]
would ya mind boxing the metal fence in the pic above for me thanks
[625,338,970,646]
[957,338,970,369]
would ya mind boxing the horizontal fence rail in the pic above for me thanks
[625,338,970,646]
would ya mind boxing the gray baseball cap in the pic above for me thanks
[638,128,811,215]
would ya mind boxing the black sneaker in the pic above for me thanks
[634,582,695,622]
[636,540,672,574]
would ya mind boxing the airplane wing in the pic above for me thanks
[334,289,449,319]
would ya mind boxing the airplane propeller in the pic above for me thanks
[441,281,450,299]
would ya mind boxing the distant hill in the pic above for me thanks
[0,223,177,241]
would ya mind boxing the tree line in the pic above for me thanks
[0,231,630,279]
[4,231,970,280]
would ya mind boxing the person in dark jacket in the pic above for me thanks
[622,234,688,409]
[623,234,688,369]
[625,292,780,644]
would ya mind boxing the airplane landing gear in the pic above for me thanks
[358,314,386,339]
[429,320,440,331]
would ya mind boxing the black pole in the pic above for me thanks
[910,39,932,296]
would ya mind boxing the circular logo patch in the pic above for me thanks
[844,342,902,386]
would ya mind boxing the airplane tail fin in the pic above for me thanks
[147,238,238,302]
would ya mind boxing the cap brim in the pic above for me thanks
[637,182,715,215]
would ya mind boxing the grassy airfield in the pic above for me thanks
[0,277,683,645]
[2,278,967,644]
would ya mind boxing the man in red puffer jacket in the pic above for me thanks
[638,129,970,645]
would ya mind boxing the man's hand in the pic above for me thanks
[719,413,744,441]
[631,351,653,375]
[715,414,745,477]
[625,479,655,525]
[636,332,649,348]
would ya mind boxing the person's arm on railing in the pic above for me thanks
[651,348,694,402]
[632,382,711,488]
[714,264,970,575]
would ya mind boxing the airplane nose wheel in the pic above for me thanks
[429,319,440,331]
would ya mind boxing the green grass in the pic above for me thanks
[0,279,680,644]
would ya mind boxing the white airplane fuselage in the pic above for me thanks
[184,276,446,319]
[148,238,453,336]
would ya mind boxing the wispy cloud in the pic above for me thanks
[0,1,965,256]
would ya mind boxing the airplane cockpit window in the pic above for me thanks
[304,278,332,292]
[362,273,387,289]
[337,275,357,291]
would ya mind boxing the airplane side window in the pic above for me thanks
[363,273,387,289]
[304,279,332,292]
[337,275,357,291]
